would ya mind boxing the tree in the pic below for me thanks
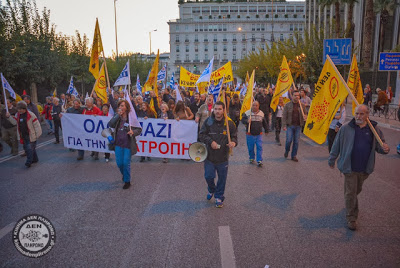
[343,0,357,41]
[318,0,341,38]
[363,0,375,69]
[374,0,397,53]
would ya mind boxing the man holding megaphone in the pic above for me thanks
[199,101,237,208]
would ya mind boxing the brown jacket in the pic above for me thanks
[17,111,42,143]
[282,101,307,127]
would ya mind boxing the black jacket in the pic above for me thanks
[108,114,142,155]
[189,100,204,116]
[199,114,238,164]
[241,110,268,135]
[108,94,119,111]
[51,104,62,121]
[255,93,272,114]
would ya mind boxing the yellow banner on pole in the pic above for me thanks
[270,56,294,112]
[179,62,233,87]
[239,69,255,120]
[347,54,364,115]
[93,63,108,104]
[303,58,349,144]
[144,50,159,93]
[89,18,104,80]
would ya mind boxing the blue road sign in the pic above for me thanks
[379,52,400,71]
[323,38,352,65]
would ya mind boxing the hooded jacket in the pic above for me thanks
[17,111,42,143]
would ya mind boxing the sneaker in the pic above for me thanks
[90,152,94,157]
[147,157,152,161]
[291,157,299,162]
[163,158,169,163]
[215,198,223,208]
[25,162,31,168]
[105,158,109,163]
[140,157,145,162]
[257,161,263,167]
[207,192,213,200]
[123,182,131,189]
[284,151,288,158]
[347,221,357,231]
[249,159,255,164]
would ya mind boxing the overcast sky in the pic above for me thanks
[36,0,179,57]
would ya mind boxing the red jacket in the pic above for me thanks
[42,103,53,120]
[83,106,102,115]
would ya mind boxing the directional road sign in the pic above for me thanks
[378,52,400,71]
[323,38,352,65]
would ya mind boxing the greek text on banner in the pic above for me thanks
[61,114,198,159]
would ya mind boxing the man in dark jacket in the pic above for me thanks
[189,92,204,116]
[241,101,268,167]
[255,87,271,132]
[23,95,39,119]
[328,104,389,231]
[1,98,18,155]
[51,97,62,144]
[199,101,237,208]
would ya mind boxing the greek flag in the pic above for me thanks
[240,85,247,97]
[157,64,167,82]
[196,56,214,84]
[212,78,223,102]
[136,74,142,94]
[1,73,16,100]
[114,60,131,87]
[235,82,240,91]
[208,83,215,95]
[169,73,175,88]
[66,76,79,97]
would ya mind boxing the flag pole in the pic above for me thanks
[1,74,9,113]
[102,51,111,92]
[248,70,254,133]
[223,82,233,156]
[327,55,384,147]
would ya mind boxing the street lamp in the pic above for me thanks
[114,0,118,60]
[149,29,157,55]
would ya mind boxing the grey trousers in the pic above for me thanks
[1,126,18,155]
[344,172,369,222]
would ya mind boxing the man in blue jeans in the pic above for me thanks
[282,91,307,162]
[199,101,237,208]
[241,101,268,167]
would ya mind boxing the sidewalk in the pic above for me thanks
[344,103,400,131]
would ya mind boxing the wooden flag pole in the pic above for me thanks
[292,82,306,120]
[327,55,384,147]
[223,90,233,156]
[102,51,111,90]
[247,70,255,133]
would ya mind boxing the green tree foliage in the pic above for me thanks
[235,28,324,86]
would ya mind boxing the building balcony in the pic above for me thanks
[184,60,191,63]
[213,39,218,42]
[232,38,237,42]
[193,59,200,63]
[204,39,208,42]
[194,39,199,43]
[185,39,190,43]
[176,40,180,43]
[223,39,228,42]
[175,60,182,63]
[232,59,239,63]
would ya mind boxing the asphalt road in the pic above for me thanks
[0,119,399,268]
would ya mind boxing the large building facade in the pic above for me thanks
[168,0,306,78]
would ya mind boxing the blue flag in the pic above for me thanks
[157,64,167,82]
[196,57,214,85]
[1,73,16,100]
[212,78,223,103]
[66,76,79,97]
[114,60,131,87]
[136,74,142,94]
[169,73,175,89]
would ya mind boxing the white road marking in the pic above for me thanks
[0,138,58,164]
[0,222,15,240]
[219,226,237,268]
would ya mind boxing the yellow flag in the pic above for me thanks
[303,57,349,144]
[93,63,108,104]
[15,94,22,102]
[89,18,104,80]
[270,56,294,112]
[240,70,255,120]
[149,97,158,118]
[53,89,57,97]
[197,82,207,94]
[144,50,159,93]
[245,72,250,86]
[347,54,364,115]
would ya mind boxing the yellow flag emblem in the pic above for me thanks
[270,56,294,112]
[144,50,160,93]
[347,55,364,115]
[303,57,349,144]
[239,69,255,120]
[93,63,108,104]
[89,18,104,80]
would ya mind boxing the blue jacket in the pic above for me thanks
[328,118,387,174]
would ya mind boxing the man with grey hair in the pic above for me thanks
[328,104,389,230]
[23,95,39,119]
[51,97,62,144]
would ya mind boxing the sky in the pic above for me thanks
[36,0,179,57]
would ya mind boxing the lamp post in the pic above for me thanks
[149,29,157,55]
[114,0,118,60]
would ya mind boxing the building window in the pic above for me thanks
[199,24,203,32]
[233,45,236,52]
[185,25,189,31]
[202,7,210,14]
[242,45,246,51]
[204,44,208,52]
[249,6,257,13]
[223,34,227,41]
[186,45,189,52]
[252,34,255,41]
[214,44,218,52]
[214,34,217,42]
[280,34,284,41]
[211,7,219,14]
[204,34,208,42]
[233,54,236,60]
[230,6,238,13]
[218,24,222,32]
[261,24,265,31]
[186,55,189,61]
[223,45,227,52]
[290,24,293,31]
[195,45,198,52]
[205,54,209,60]
[240,6,247,13]
[252,24,255,31]
[233,34,236,41]
[176,35,180,42]
[185,35,189,42]
[195,54,199,61]
[257,24,261,31]
[223,24,227,31]
[259,6,266,13]
[195,34,198,42]
[195,25,198,32]
[175,25,179,31]
[242,34,246,41]
[176,46,180,52]
[252,45,255,51]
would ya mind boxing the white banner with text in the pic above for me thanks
[61,114,198,159]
